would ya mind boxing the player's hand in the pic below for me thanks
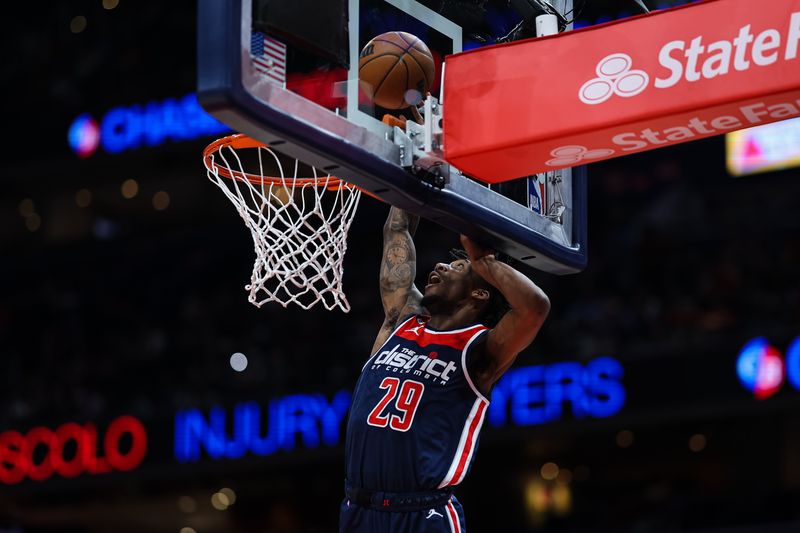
[460,234,494,262]
[460,234,498,284]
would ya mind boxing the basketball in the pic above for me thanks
[269,183,295,206]
[358,31,436,110]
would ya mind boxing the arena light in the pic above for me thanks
[726,117,800,176]
[152,191,170,210]
[688,433,707,452]
[211,491,230,510]
[67,114,100,158]
[736,336,800,399]
[70,15,87,34]
[120,179,139,199]
[220,487,237,504]
[737,337,785,400]
[616,429,634,448]
[540,462,559,481]
[177,495,197,513]
[229,352,248,372]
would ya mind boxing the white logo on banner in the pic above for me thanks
[545,145,615,166]
[579,53,649,105]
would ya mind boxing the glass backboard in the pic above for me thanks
[197,0,587,274]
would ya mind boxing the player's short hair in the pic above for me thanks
[450,249,510,328]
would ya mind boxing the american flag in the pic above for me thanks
[250,31,286,88]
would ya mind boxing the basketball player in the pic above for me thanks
[341,207,551,532]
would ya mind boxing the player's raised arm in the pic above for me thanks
[371,207,424,353]
[461,235,550,387]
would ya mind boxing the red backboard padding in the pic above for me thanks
[443,0,800,183]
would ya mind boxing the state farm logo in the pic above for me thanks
[545,145,615,166]
[579,53,650,105]
[578,13,800,106]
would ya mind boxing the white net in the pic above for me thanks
[203,135,362,312]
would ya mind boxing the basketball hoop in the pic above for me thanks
[203,134,362,312]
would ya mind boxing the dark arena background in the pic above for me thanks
[3,1,800,532]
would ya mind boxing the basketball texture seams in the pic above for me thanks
[358,31,435,110]
[371,38,432,88]
[374,59,408,109]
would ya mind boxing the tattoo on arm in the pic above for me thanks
[378,208,423,329]
[372,212,422,354]
[382,243,413,288]
[385,308,400,327]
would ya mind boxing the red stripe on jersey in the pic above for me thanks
[448,400,487,486]
[395,325,487,349]
[446,501,461,533]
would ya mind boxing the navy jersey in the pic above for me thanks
[345,315,490,492]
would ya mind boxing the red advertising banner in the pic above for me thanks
[443,0,800,183]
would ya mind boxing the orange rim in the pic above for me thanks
[203,134,352,189]
[204,134,385,202]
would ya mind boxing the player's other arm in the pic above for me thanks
[371,207,424,353]
[461,235,550,388]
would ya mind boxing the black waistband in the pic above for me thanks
[344,481,452,512]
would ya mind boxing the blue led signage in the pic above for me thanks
[174,392,351,463]
[68,93,230,157]
[487,357,626,427]
[174,358,626,463]
[788,337,800,390]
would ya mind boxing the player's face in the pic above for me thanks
[423,259,474,304]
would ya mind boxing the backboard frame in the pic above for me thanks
[197,0,587,274]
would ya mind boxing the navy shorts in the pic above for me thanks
[339,490,467,533]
